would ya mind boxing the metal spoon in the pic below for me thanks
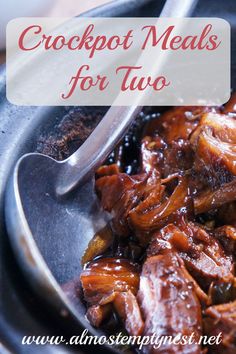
[5,0,197,330]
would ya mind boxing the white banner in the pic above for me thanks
[6,17,230,106]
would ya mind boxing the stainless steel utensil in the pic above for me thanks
[5,0,197,337]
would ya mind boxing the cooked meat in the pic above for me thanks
[95,169,163,237]
[80,257,142,334]
[143,106,214,144]
[95,173,145,236]
[96,163,120,177]
[86,304,113,327]
[137,253,203,354]
[213,225,236,256]
[113,290,144,336]
[47,96,236,354]
[148,221,234,289]
[194,179,236,214]
[191,112,236,147]
[204,301,236,354]
[189,112,236,214]
[192,127,236,188]
[129,175,193,237]
[141,135,194,177]
[80,257,140,306]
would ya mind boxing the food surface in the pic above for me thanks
[38,96,236,353]
[79,95,236,353]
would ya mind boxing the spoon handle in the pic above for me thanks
[56,0,197,196]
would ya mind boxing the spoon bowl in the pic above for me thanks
[5,151,117,345]
[6,153,107,284]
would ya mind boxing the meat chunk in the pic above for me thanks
[113,291,144,336]
[213,225,236,256]
[148,222,234,289]
[144,106,212,144]
[80,257,140,305]
[129,176,192,236]
[137,253,202,354]
[86,304,112,327]
[140,107,215,178]
[191,112,236,147]
[141,135,194,177]
[95,173,147,236]
[80,257,143,334]
[190,112,236,215]
[96,163,120,177]
[194,179,236,215]
[192,128,236,189]
[190,112,236,198]
[204,301,236,353]
[96,169,163,237]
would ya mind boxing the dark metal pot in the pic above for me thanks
[0,0,235,353]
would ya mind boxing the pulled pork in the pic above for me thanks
[80,94,236,353]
